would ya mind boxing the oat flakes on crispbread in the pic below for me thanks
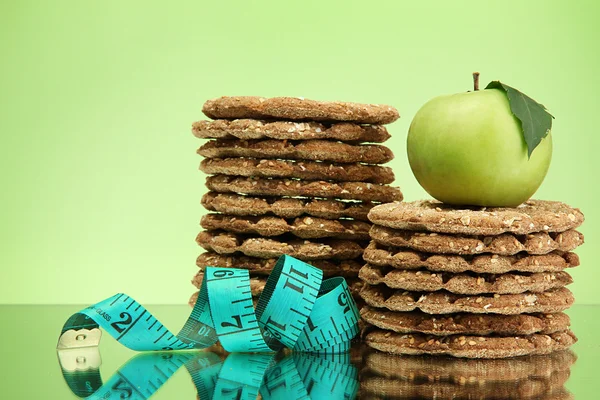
[202,96,399,124]
[202,192,374,221]
[192,119,390,142]
[200,157,395,184]
[197,139,394,164]
[359,264,572,295]
[368,199,584,235]
[363,241,579,274]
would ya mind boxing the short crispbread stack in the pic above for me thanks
[189,96,402,306]
[359,199,584,358]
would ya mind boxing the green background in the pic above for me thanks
[1,0,598,305]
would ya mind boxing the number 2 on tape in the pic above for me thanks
[57,255,360,353]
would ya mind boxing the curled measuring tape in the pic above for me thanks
[58,347,359,399]
[57,255,360,353]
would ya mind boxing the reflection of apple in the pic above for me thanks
[407,87,552,207]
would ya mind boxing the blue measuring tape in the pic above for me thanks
[57,255,360,353]
[57,347,359,399]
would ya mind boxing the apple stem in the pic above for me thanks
[473,72,480,91]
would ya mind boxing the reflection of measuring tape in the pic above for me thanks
[58,347,358,399]
[57,255,359,353]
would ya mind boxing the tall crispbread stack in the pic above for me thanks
[188,96,402,307]
[359,200,584,358]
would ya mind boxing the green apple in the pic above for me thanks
[407,87,552,207]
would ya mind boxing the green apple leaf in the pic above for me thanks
[485,81,554,158]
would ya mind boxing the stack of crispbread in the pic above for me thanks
[189,96,402,306]
[359,200,584,358]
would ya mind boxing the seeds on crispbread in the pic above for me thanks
[192,119,391,142]
[197,139,394,164]
[196,230,366,260]
[206,175,403,203]
[370,225,583,255]
[363,241,579,274]
[202,96,400,124]
[359,285,574,315]
[200,157,395,184]
[360,306,570,336]
[365,329,577,358]
[202,192,373,221]
[359,264,572,295]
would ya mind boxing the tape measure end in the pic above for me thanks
[57,328,102,350]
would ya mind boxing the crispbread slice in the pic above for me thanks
[196,252,362,277]
[192,119,390,142]
[202,192,374,221]
[197,139,394,164]
[359,284,574,315]
[359,264,572,295]
[365,329,577,358]
[202,96,399,124]
[196,230,366,260]
[368,199,584,235]
[363,241,579,273]
[206,175,403,202]
[360,306,570,336]
[370,225,583,255]
[200,157,395,184]
[201,214,371,240]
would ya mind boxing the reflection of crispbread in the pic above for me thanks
[202,192,373,221]
[192,119,390,142]
[359,285,574,314]
[196,230,366,260]
[200,157,395,183]
[197,139,394,164]
[363,241,579,274]
[364,349,576,382]
[202,96,400,124]
[359,264,572,294]
[206,175,403,202]
[201,214,371,240]
[365,329,577,358]
[360,306,570,336]
[368,199,584,235]
[196,252,362,277]
[361,376,572,400]
[370,225,583,255]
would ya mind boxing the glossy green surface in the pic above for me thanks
[0,305,596,399]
